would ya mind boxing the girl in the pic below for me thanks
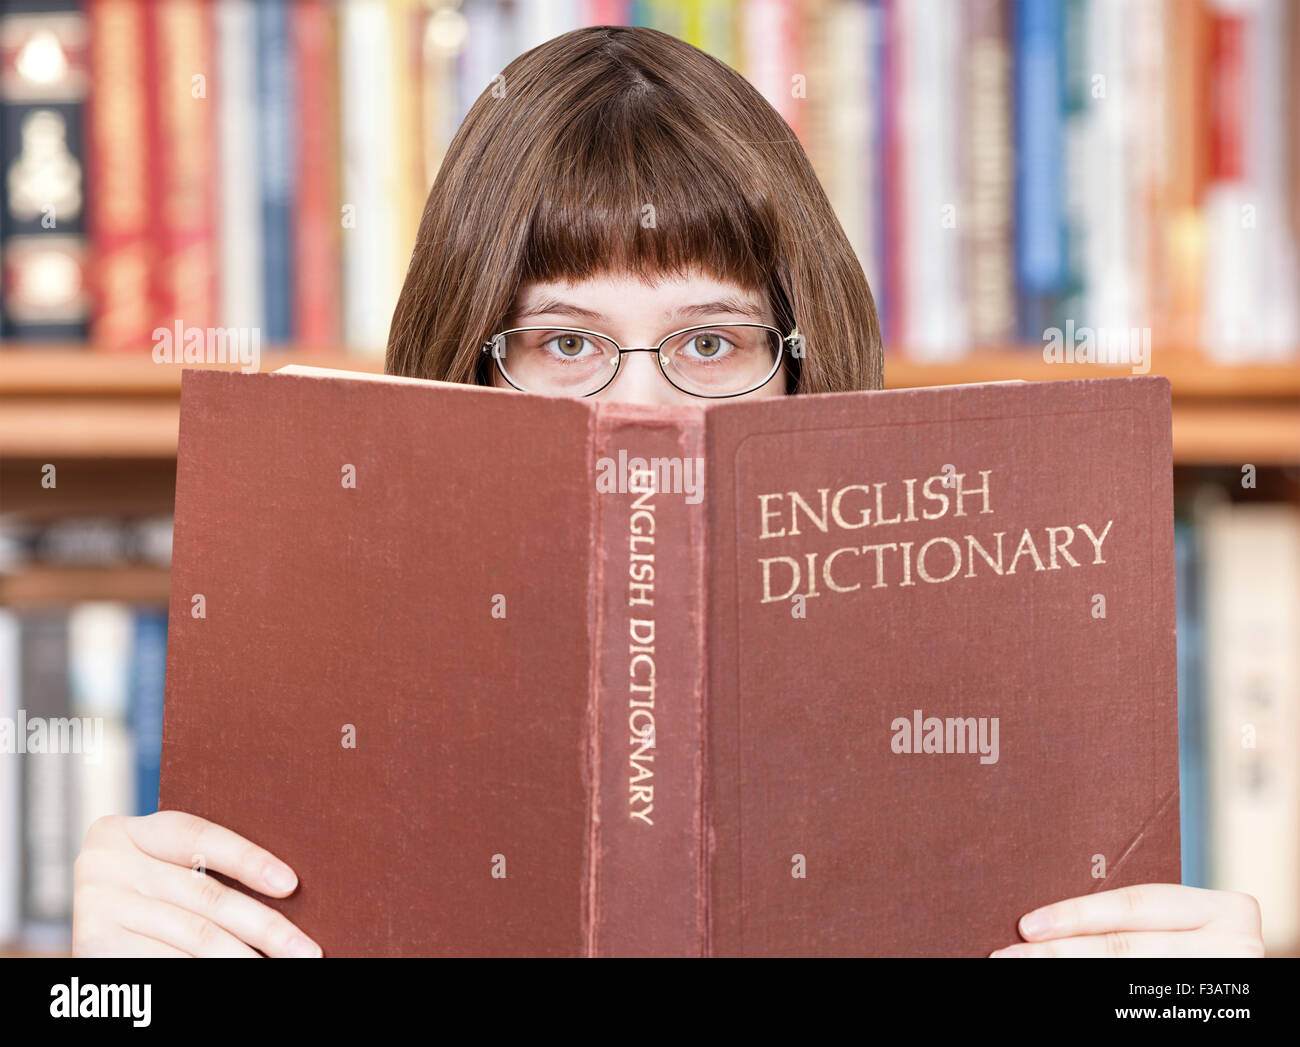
[73,25,1262,958]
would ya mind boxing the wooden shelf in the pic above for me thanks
[1,345,1296,462]
[0,565,170,607]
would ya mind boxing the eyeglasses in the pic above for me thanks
[480,323,800,398]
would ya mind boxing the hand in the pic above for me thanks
[990,884,1265,957]
[73,810,323,957]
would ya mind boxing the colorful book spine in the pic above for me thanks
[86,0,151,352]
[1014,0,1067,341]
[256,0,295,344]
[740,0,802,142]
[154,0,218,339]
[0,609,19,944]
[215,0,264,333]
[824,0,876,286]
[67,603,135,856]
[964,0,1016,346]
[1174,517,1206,888]
[19,611,73,947]
[1203,502,1300,955]
[129,609,168,816]
[900,0,966,359]
[292,0,341,346]
[0,2,91,340]
[1201,0,1252,357]
[339,0,400,354]
[879,0,902,345]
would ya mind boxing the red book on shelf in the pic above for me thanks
[292,0,342,346]
[148,0,217,340]
[86,0,153,352]
[160,369,1179,956]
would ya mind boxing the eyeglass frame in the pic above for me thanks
[479,322,802,399]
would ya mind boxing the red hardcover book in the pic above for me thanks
[149,0,217,339]
[292,0,342,346]
[86,0,153,352]
[160,370,1179,956]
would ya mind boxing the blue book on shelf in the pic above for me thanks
[1174,519,1206,888]
[1014,0,1066,341]
[257,0,296,344]
[129,610,168,817]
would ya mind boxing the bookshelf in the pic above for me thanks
[1,346,1297,463]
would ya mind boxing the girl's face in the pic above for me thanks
[494,268,790,405]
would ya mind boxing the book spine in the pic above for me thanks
[586,407,708,956]
[215,0,263,332]
[879,0,903,344]
[86,0,152,352]
[339,0,399,354]
[1014,0,1066,341]
[292,0,341,346]
[1201,0,1251,358]
[256,0,295,344]
[964,0,1016,346]
[0,3,91,340]
[67,603,135,856]
[156,0,218,338]
[1203,502,1300,955]
[900,0,966,360]
[129,609,168,816]
[0,609,20,945]
[825,0,873,279]
[19,611,73,947]
[740,0,801,141]
[1174,517,1206,888]
[1163,0,1209,350]
[697,0,738,69]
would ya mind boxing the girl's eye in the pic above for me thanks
[684,332,732,359]
[546,333,594,358]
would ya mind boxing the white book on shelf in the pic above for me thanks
[67,604,136,858]
[899,0,967,360]
[0,610,20,945]
[215,0,265,335]
[340,0,403,355]
[1203,501,1300,955]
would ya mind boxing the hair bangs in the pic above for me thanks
[520,93,779,294]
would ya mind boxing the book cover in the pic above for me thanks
[160,369,1180,957]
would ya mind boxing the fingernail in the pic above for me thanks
[288,935,322,958]
[1020,909,1052,937]
[991,946,1025,958]
[263,862,297,892]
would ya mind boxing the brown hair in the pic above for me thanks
[386,25,882,393]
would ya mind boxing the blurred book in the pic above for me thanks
[2,0,1294,360]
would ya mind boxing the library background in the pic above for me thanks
[1,0,1297,957]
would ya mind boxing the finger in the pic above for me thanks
[117,892,262,957]
[1018,884,1219,940]
[143,860,322,958]
[992,930,1237,958]
[126,810,299,898]
[82,929,192,959]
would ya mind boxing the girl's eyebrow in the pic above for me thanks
[516,294,769,324]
